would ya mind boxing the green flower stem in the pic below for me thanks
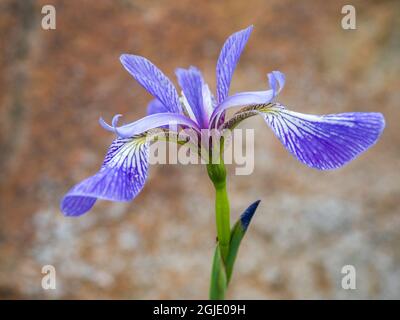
[207,162,230,261]
[209,245,227,300]
[207,160,230,300]
[214,182,230,260]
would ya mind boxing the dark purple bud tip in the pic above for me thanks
[240,200,261,231]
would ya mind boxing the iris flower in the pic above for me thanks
[60,25,384,299]
[61,25,384,216]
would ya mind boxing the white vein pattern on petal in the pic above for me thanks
[103,138,149,175]
[99,138,149,198]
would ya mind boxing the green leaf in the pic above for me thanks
[225,200,260,284]
[209,245,227,300]
[209,200,260,299]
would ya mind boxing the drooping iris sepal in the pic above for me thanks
[262,105,385,170]
[222,103,385,170]
[61,136,150,216]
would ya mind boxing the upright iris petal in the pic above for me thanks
[61,138,149,216]
[120,54,182,114]
[262,105,385,170]
[176,66,209,128]
[216,25,253,103]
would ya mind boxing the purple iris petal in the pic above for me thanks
[120,54,182,114]
[147,99,169,115]
[176,66,208,128]
[210,71,285,127]
[216,25,253,104]
[99,112,200,138]
[61,138,149,216]
[263,105,385,170]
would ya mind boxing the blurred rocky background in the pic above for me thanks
[0,0,399,299]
